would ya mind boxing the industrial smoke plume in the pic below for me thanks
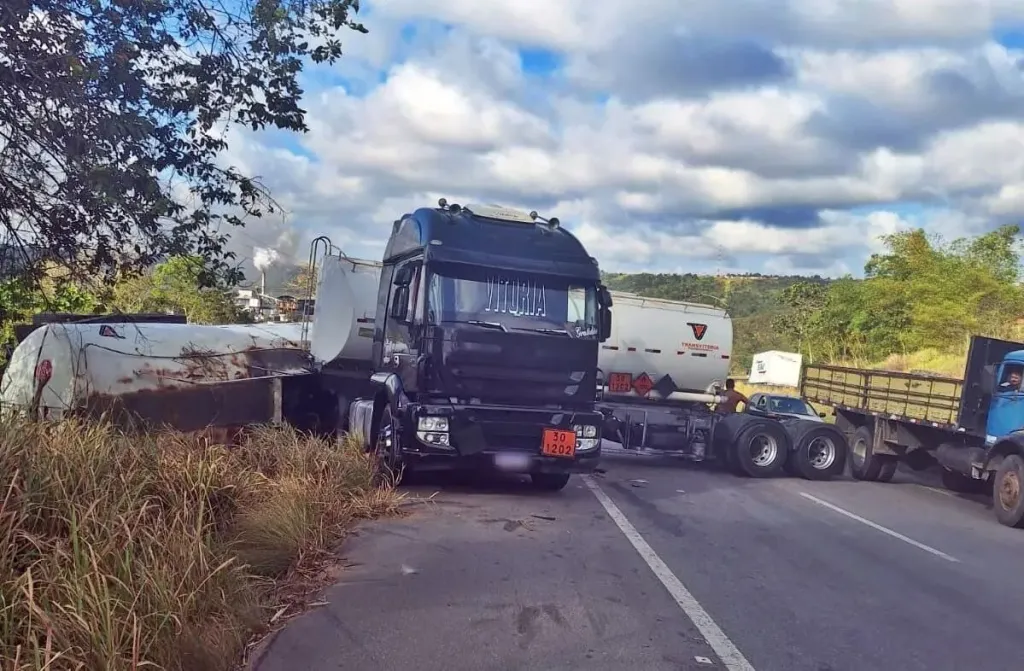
[253,247,280,271]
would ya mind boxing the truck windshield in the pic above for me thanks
[427,265,599,338]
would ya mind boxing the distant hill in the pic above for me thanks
[601,272,834,373]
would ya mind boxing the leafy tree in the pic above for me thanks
[953,224,1022,285]
[771,281,828,361]
[0,268,102,364]
[1,0,367,288]
[111,256,245,323]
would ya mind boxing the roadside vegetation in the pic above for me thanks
[0,417,400,671]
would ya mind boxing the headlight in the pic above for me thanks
[416,431,450,447]
[576,438,599,452]
[418,416,449,432]
[573,424,598,438]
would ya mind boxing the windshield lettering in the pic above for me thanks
[429,269,599,338]
[485,276,547,317]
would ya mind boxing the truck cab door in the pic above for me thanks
[984,360,1024,443]
[382,260,424,391]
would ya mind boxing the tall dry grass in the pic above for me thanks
[0,417,400,671]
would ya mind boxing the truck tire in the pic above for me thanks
[531,472,571,491]
[785,420,848,481]
[849,425,898,483]
[372,406,405,486]
[712,414,759,471]
[993,454,1024,528]
[732,420,790,478]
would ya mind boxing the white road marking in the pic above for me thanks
[581,475,755,671]
[798,492,960,563]
[915,484,957,498]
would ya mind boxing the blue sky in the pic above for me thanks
[224,0,1024,280]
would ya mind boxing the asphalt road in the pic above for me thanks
[253,446,1024,671]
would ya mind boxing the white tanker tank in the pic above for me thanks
[308,253,381,366]
[0,321,309,421]
[600,292,733,400]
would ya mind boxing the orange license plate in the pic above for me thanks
[541,428,576,458]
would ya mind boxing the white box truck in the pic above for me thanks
[748,350,803,388]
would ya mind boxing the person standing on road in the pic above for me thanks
[715,378,749,414]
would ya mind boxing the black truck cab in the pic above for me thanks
[349,201,612,490]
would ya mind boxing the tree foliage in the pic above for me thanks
[0,255,248,366]
[792,225,1024,363]
[0,0,367,287]
[110,255,246,323]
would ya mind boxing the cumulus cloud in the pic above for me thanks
[223,0,1024,278]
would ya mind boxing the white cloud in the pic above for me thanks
[221,1,1024,280]
[375,0,1022,51]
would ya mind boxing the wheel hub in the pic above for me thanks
[998,470,1021,511]
[750,434,779,467]
[808,437,837,470]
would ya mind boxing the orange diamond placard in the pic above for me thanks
[633,372,654,397]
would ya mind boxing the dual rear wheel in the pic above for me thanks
[848,425,898,483]
[715,416,847,480]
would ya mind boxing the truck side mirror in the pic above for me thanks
[599,307,612,341]
[597,284,613,341]
[393,266,413,286]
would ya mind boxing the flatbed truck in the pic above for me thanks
[801,335,1024,528]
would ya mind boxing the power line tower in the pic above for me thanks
[714,244,727,277]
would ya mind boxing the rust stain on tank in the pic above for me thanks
[82,375,286,435]
[180,344,235,381]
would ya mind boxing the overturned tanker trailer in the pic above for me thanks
[0,318,322,437]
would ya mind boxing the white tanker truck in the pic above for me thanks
[303,268,847,480]
[595,292,848,480]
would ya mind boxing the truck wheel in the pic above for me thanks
[849,425,897,482]
[712,414,757,472]
[789,423,848,481]
[733,420,790,478]
[373,406,405,486]
[531,472,571,491]
[941,467,989,495]
[993,454,1024,528]
[876,457,898,483]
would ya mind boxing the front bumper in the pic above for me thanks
[401,402,602,473]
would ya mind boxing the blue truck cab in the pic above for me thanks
[983,350,1024,444]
